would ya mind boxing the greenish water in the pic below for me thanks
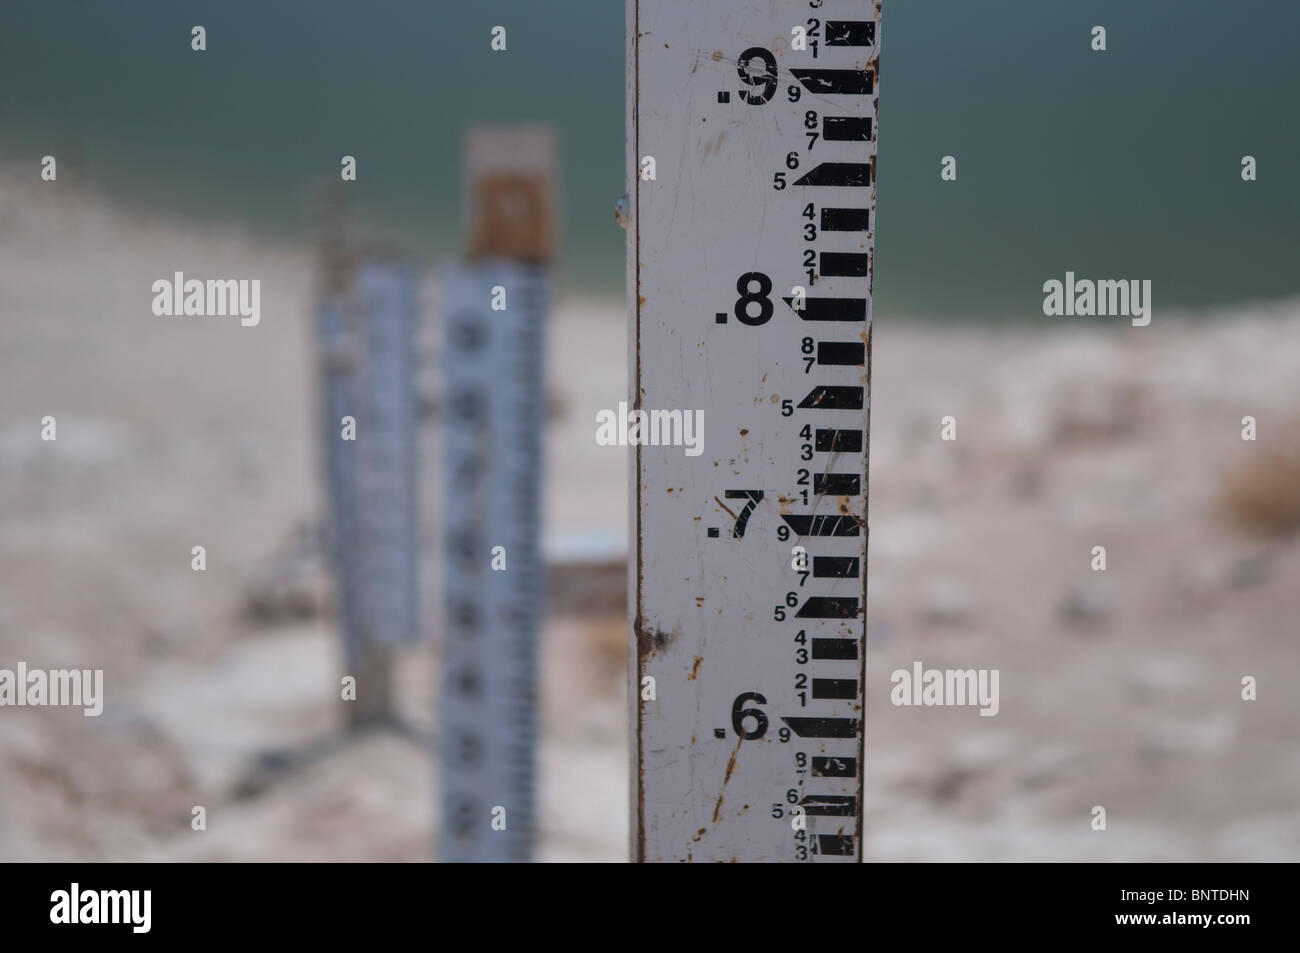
[2,0,1297,317]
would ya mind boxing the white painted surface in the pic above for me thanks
[630,0,879,862]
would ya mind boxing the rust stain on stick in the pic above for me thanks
[712,736,744,824]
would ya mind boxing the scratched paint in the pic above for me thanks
[630,0,878,862]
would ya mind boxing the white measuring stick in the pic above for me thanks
[352,259,421,651]
[317,253,420,728]
[439,261,547,862]
[629,0,879,862]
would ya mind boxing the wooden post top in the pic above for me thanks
[464,125,557,264]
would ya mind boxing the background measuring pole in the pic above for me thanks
[439,127,554,862]
[316,200,421,730]
[629,1,879,862]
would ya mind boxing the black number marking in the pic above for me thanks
[737,47,778,104]
[734,272,774,326]
[723,489,764,538]
[731,692,769,740]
